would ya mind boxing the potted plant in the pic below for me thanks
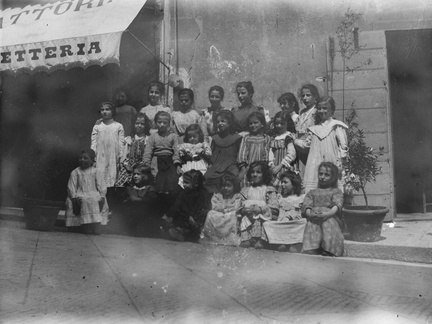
[342,109,389,242]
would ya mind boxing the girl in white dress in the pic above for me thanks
[91,101,125,208]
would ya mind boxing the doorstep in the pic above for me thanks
[1,207,431,264]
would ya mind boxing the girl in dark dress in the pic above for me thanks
[204,110,242,193]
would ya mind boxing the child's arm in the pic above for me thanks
[95,169,107,196]
[294,131,312,150]
[301,191,314,218]
[335,126,348,168]
[237,136,249,176]
[117,124,125,165]
[171,133,183,175]
[199,113,211,143]
[142,134,155,167]
[282,141,296,167]
[90,125,98,154]
[201,142,212,164]
[67,170,78,200]
[190,190,212,227]
[266,186,280,220]
[121,137,132,166]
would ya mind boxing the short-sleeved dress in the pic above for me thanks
[202,192,244,245]
[301,187,344,256]
[91,121,125,187]
[204,133,242,193]
[65,166,109,227]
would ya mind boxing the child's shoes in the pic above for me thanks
[169,228,185,242]
[239,240,251,248]
[254,239,264,249]
[278,244,288,252]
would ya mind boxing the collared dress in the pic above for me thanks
[302,118,348,193]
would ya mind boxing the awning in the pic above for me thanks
[0,0,147,73]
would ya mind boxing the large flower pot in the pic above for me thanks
[23,198,64,231]
[342,206,389,242]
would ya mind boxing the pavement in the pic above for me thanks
[1,207,431,265]
[1,218,432,324]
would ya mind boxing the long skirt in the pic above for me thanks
[155,155,180,193]
[202,211,240,246]
[302,217,344,256]
[65,196,109,227]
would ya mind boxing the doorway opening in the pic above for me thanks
[386,29,432,213]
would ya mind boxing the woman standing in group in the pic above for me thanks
[232,81,265,135]
[140,81,171,133]
[200,85,228,143]
[172,88,201,143]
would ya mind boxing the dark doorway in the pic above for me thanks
[386,29,432,213]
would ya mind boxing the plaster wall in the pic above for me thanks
[166,0,432,115]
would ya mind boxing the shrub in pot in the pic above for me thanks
[342,109,388,242]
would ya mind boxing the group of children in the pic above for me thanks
[65,80,348,257]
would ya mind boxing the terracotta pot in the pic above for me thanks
[342,206,389,242]
[23,198,63,231]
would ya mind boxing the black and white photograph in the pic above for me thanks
[1,0,432,323]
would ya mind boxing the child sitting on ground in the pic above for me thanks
[202,172,244,245]
[65,149,109,235]
[163,170,212,242]
[115,165,159,237]
[237,161,278,249]
[302,162,344,257]
[263,171,306,252]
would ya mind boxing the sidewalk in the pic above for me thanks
[3,219,432,324]
[1,207,431,264]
